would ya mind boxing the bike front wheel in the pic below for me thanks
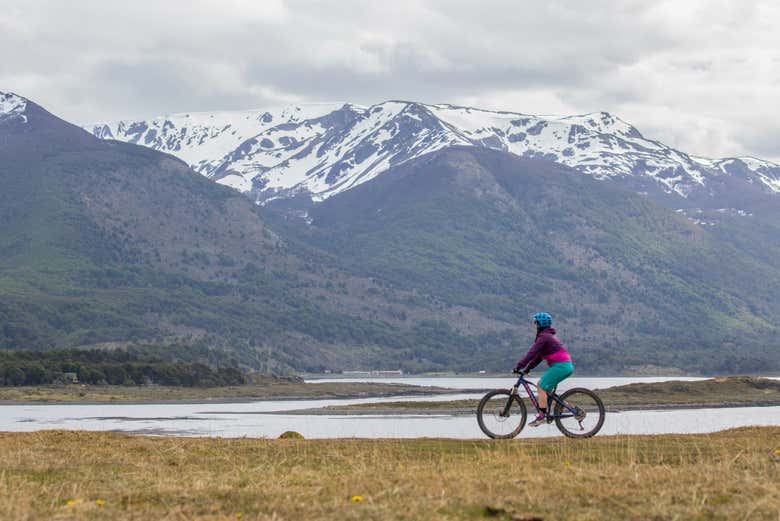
[476,389,527,439]
[553,388,605,438]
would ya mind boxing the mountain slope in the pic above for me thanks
[2,92,499,372]
[269,146,780,373]
[4,91,780,374]
[87,101,780,209]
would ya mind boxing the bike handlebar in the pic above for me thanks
[512,372,538,389]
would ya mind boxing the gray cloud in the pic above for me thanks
[0,0,777,161]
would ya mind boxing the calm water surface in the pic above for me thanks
[2,376,778,439]
[305,376,710,390]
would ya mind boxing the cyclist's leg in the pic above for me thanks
[531,364,574,426]
[537,387,548,410]
[534,368,554,422]
[539,363,574,401]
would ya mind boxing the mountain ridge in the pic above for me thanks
[2,90,496,372]
[2,90,780,374]
[80,97,780,209]
[16,90,659,374]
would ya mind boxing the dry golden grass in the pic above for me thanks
[0,428,778,520]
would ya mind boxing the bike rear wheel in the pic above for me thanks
[476,389,527,439]
[553,388,605,438]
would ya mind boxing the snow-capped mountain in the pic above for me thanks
[85,100,780,204]
[0,92,29,125]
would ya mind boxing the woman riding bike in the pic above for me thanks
[513,312,574,427]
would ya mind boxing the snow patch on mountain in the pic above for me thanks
[85,100,780,202]
[85,103,346,175]
[702,157,780,193]
[0,92,28,123]
[427,105,712,195]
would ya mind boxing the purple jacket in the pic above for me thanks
[514,327,572,371]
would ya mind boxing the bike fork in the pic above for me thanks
[501,386,517,417]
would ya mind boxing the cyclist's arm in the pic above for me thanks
[514,337,545,371]
[522,355,543,372]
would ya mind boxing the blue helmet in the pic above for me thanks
[533,312,552,328]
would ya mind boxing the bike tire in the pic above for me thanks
[553,387,605,438]
[476,389,527,439]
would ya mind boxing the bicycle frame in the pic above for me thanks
[505,374,579,419]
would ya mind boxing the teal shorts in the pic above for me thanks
[539,362,574,391]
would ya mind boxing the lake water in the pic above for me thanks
[2,376,778,439]
[305,375,710,391]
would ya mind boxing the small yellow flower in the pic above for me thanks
[66,500,75,506]
[351,495,363,503]
[96,500,105,506]
[236,514,243,519]
[774,449,780,455]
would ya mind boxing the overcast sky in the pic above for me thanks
[1,0,778,161]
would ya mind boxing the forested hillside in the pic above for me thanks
[268,147,780,373]
[1,94,779,374]
[0,96,500,373]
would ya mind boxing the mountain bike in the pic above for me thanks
[476,372,605,439]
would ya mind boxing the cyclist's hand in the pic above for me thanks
[512,367,524,375]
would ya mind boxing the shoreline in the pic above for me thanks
[303,372,780,380]
[0,382,465,405]
[0,390,475,407]
[257,376,780,415]
[1,376,778,411]
[264,399,780,416]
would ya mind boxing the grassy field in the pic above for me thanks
[0,428,778,520]
[301,377,780,415]
[0,381,454,403]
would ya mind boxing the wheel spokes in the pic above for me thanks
[478,392,525,438]
[556,391,603,437]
